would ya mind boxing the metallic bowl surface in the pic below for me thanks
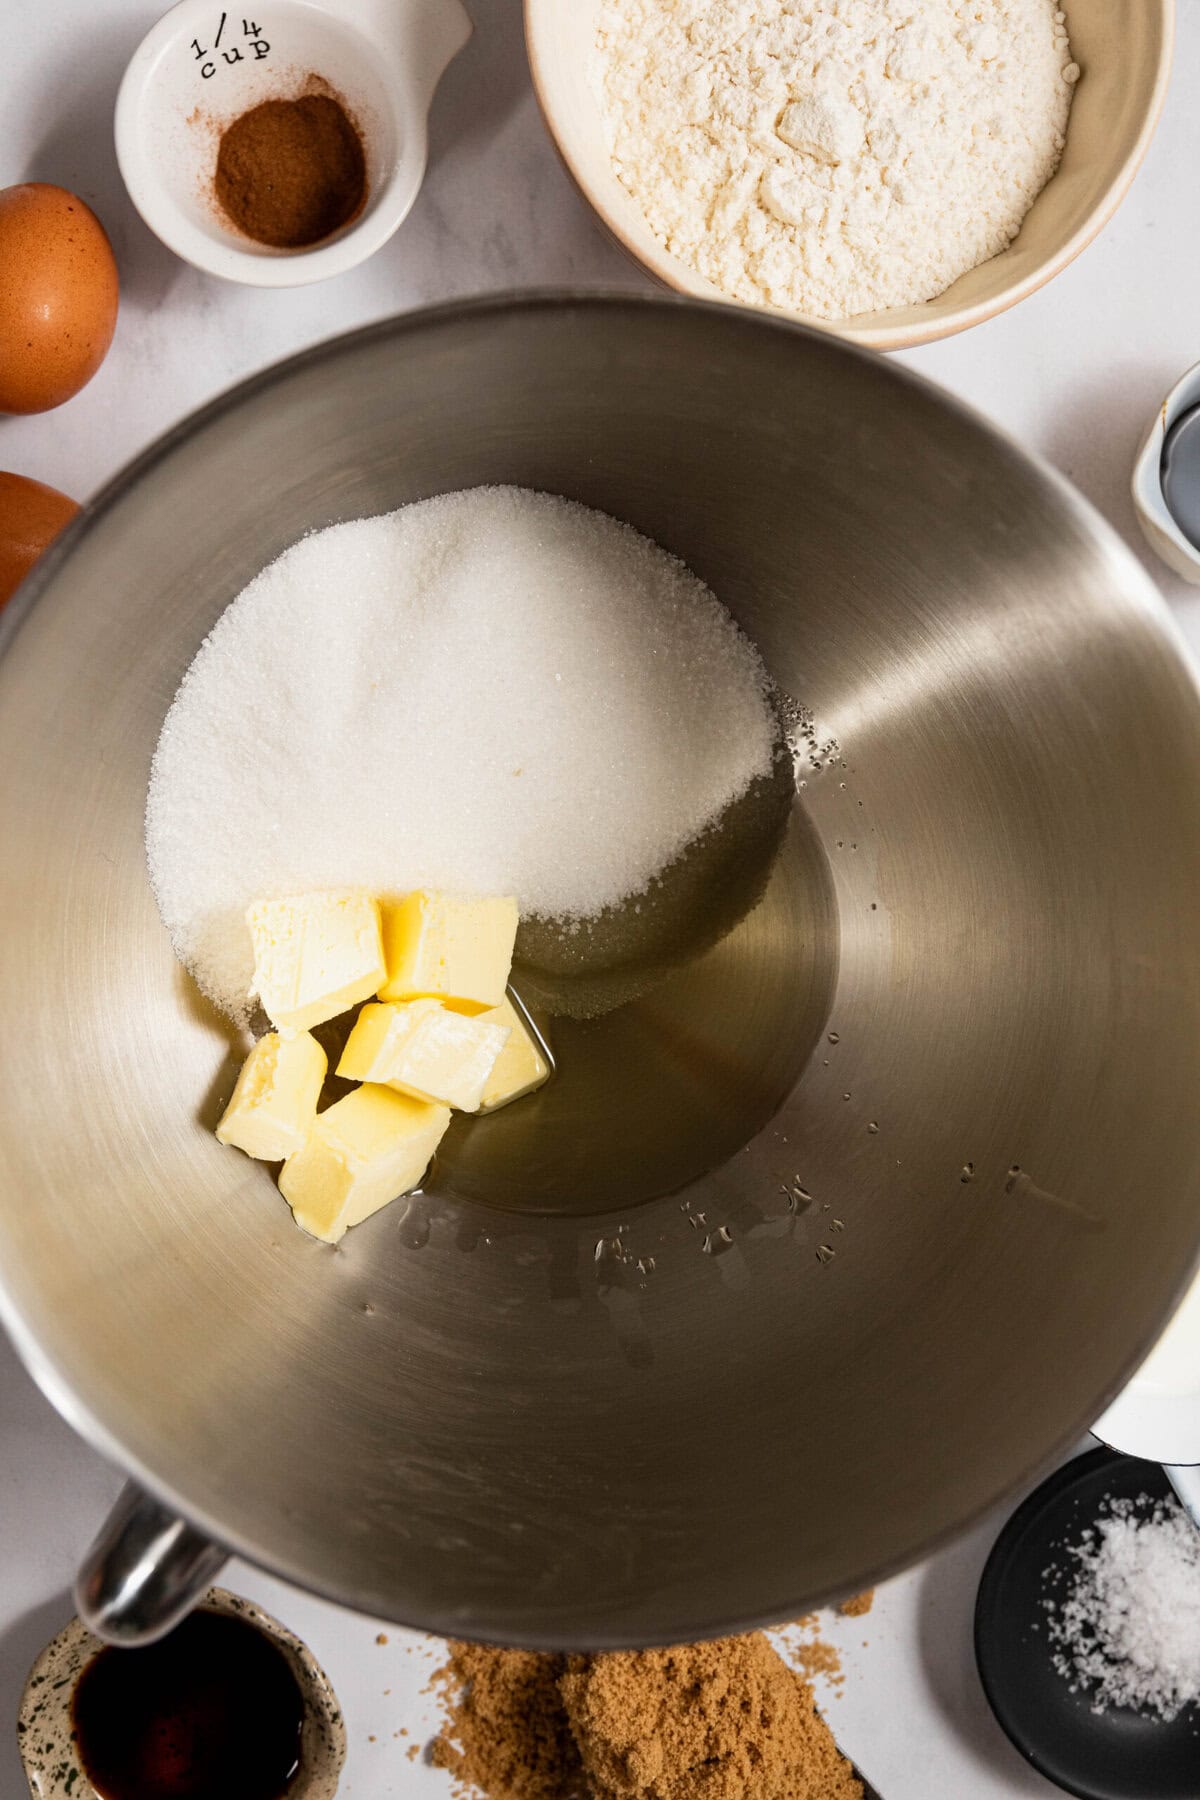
[0,294,1198,1646]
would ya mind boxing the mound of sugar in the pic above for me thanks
[146,486,776,1023]
[1046,1494,1200,1721]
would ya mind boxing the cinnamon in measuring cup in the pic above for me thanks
[214,83,367,249]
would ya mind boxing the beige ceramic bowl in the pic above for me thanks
[526,0,1173,351]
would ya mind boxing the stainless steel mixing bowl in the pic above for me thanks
[1,295,1198,1648]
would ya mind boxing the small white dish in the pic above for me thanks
[115,0,471,286]
[1132,358,1200,585]
[18,1587,346,1798]
[1093,1269,1200,1530]
[1094,1269,1200,1466]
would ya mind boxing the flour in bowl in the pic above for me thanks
[594,0,1078,320]
[145,486,777,1024]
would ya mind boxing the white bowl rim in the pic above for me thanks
[1131,356,1200,582]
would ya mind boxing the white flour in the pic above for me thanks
[594,0,1078,320]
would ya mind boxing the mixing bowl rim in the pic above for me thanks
[5,290,1192,684]
[1,288,1198,1645]
[0,286,1188,658]
[523,0,1176,351]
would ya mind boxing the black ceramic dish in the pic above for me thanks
[975,1446,1200,1800]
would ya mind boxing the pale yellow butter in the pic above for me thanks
[378,891,518,1014]
[247,891,385,1033]
[338,999,510,1113]
[278,1083,450,1244]
[215,1030,326,1161]
[476,996,552,1112]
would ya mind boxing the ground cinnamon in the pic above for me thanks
[430,1635,860,1800]
[215,90,366,249]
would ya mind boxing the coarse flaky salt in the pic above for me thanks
[1045,1493,1200,1721]
[146,486,777,1024]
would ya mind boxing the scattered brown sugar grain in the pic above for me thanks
[429,1634,859,1800]
[214,90,366,248]
[775,1619,844,1692]
[838,1592,874,1619]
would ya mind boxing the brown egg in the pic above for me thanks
[0,472,79,609]
[0,184,119,414]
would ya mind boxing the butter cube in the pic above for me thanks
[476,996,552,1113]
[215,1030,326,1161]
[378,891,518,1014]
[247,891,385,1033]
[278,1083,450,1244]
[338,999,510,1113]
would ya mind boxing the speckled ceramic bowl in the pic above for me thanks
[18,1587,346,1799]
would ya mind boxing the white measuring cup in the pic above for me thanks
[115,0,472,285]
[1094,1270,1200,1528]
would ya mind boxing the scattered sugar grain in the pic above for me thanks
[146,486,776,1023]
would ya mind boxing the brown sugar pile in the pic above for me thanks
[563,1637,860,1800]
[430,1634,860,1800]
[431,1645,584,1800]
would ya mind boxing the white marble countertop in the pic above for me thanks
[3,2,1198,1796]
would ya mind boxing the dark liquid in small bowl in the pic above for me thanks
[72,1610,305,1800]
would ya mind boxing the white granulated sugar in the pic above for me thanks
[146,486,776,1023]
[1044,1495,1200,1721]
[594,0,1077,320]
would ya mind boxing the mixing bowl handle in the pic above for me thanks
[74,1482,228,1646]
